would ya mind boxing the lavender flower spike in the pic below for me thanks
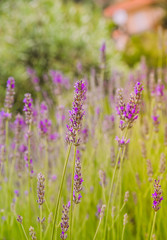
[73,150,83,204]
[37,173,45,205]
[152,179,163,211]
[66,80,87,145]
[60,201,70,240]
[4,77,15,109]
[23,93,33,125]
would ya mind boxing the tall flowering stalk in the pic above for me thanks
[67,80,87,240]
[37,173,45,240]
[51,80,87,240]
[23,94,33,179]
[93,205,106,240]
[17,215,29,240]
[150,180,163,239]
[4,77,15,178]
[104,82,143,239]
[23,93,33,224]
[39,102,51,176]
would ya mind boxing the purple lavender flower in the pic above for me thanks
[116,82,143,129]
[4,77,15,109]
[17,215,23,224]
[60,201,70,240]
[39,119,52,137]
[37,173,45,206]
[14,189,19,197]
[73,150,83,204]
[152,179,163,211]
[23,93,33,125]
[66,80,87,145]
[115,136,130,148]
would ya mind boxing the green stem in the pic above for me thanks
[5,115,9,178]
[40,205,43,240]
[104,127,129,239]
[93,219,102,240]
[121,224,125,240]
[150,212,157,240]
[51,143,72,240]
[69,145,77,240]
[28,123,31,225]
[103,148,121,240]
[21,224,29,240]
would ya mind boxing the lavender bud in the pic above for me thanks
[99,204,106,219]
[123,213,128,225]
[124,191,129,203]
[152,179,163,211]
[37,173,45,205]
[4,77,15,109]
[29,226,37,240]
[17,215,23,224]
[60,201,70,240]
[66,80,87,145]
[73,150,83,204]
[23,93,33,125]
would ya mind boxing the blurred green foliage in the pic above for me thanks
[0,0,124,110]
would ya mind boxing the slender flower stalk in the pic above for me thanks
[93,205,106,240]
[29,226,37,240]
[51,144,72,240]
[4,77,15,178]
[66,80,87,240]
[37,173,45,240]
[17,215,29,240]
[150,180,163,239]
[121,213,128,240]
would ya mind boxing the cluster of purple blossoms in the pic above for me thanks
[152,179,163,211]
[73,150,83,204]
[115,136,130,148]
[23,93,33,125]
[17,215,23,224]
[116,82,143,130]
[29,226,37,240]
[66,80,87,145]
[4,77,15,109]
[37,173,45,206]
[60,201,70,240]
[50,70,70,93]
[39,119,52,137]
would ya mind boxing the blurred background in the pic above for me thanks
[0,0,167,109]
